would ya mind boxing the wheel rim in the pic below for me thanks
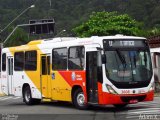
[77,92,85,106]
[25,90,31,102]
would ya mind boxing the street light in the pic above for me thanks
[3,21,55,45]
[0,4,35,34]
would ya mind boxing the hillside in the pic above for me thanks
[0,0,160,38]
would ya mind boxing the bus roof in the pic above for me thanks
[2,35,146,52]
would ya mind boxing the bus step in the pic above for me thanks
[88,102,98,105]
[42,98,52,102]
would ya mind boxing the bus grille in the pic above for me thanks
[120,95,146,103]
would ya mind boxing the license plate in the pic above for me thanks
[129,99,138,104]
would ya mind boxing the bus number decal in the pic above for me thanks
[121,90,130,94]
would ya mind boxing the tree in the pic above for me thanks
[72,11,143,37]
[5,27,29,47]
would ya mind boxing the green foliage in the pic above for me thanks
[5,27,29,47]
[1,0,160,46]
[0,0,160,32]
[145,27,160,38]
[72,11,143,37]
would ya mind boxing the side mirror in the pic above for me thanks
[102,54,106,64]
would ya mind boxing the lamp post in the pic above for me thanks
[3,21,55,45]
[0,4,35,34]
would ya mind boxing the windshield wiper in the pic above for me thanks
[116,49,126,68]
[115,49,127,82]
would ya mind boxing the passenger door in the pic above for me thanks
[40,55,51,98]
[7,56,13,95]
[86,51,99,103]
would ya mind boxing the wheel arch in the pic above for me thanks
[22,83,30,96]
[71,85,83,102]
[71,85,88,109]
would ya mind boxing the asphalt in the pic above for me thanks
[0,96,159,120]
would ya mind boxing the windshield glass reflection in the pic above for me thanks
[105,50,152,82]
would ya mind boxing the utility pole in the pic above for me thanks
[49,0,52,7]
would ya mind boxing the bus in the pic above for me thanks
[150,48,160,92]
[0,35,154,109]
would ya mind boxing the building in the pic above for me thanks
[148,36,160,93]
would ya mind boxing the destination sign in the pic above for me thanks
[104,39,147,49]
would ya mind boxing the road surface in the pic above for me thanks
[0,96,159,120]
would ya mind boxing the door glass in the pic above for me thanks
[41,56,47,75]
[86,52,98,103]
[47,56,50,75]
[8,59,11,75]
[8,58,13,75]
[10,58,13,75]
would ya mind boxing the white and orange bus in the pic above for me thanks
[0,35,154,109]
[150,48,160,92]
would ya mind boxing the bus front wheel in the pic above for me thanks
[73,88,88,110]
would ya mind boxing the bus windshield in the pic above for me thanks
[105,50,152,81]
[103,39,153,88]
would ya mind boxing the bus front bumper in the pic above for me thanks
[98,90,154,105]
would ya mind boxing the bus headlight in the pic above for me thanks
[149,82,154,92]
[106,84,118,94]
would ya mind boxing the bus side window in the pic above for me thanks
[52,48,67,70]
[14,52,24,71]
[156,53,160,68]
[0,49,1,72]
[25,51,37,71]
[68,46,84,70]
[2,53,6,71]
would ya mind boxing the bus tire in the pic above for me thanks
[73,88,88,110]
[114,104,127,109]
[23,86,35,105]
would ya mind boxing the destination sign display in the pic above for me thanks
[103,39,147,49]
